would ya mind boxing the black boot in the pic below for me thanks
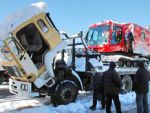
[101,105,105,110]
[90,105,96,110]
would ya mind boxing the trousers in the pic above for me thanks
[92,90,105,109]
[136,93,149,113]
[105,93,122,113]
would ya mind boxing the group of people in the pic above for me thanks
[90,61,150,113]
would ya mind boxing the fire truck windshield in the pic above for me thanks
[86,25,110,46]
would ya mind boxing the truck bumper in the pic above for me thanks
[9,78,39,97]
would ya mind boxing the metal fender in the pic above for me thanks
[44,41,67,77]
[71,70,83,90]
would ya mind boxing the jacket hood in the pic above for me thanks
[109,62,116,69]
[138,61,144,68]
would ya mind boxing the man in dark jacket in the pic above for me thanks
[134,61,150,113]
[103,62,122,113]
[125,29,134,53]
[90,72,105,110]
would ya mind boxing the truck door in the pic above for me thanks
[4,35,38,76]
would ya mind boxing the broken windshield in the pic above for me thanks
[86,25,110,46]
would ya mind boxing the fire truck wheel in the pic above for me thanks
[121,75,132,93]
[51,80,78,106]
[126,60,132,67]
[133,61,138,67]
[118,60,124,67]
[144,61,149,68]
[0,75,5,85]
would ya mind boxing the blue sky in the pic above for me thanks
[0,0,150,35]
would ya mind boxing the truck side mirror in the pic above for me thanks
[78,31,83,37]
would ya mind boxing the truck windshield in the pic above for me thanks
[86,25,110,46]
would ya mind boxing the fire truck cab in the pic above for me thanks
[86,20,150,57]
[84,20,150,93]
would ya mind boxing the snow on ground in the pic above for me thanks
[0,84,9,89]
[0,96,45,113]
[1,91,148,113]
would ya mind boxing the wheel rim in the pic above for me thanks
[118,60,124,67]
[121,75,132,92]
[61,88,74,103]
[144,61,149,68]
[126,61,132,67]
[133,61,138,67]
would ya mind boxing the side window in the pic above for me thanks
[111,25,122,44]
[16,24,43,53]
[116,26,122,42]
[87,31,98,46]
[111,32,117,44]
[93,31,98,41]
[141,32,145,41]
[87,30,93,41]
[37,19,48,33]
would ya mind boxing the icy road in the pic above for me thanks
[0,84,149,113]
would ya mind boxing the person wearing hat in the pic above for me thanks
[103,62,122,113]
[134,61,150,113]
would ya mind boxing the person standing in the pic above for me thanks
[125,26,134,53]
[134,61,150,113]
[90,72,105,110]
[103,62,122,113]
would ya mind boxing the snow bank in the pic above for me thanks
[5,95,94,113]
[0,96,43,113]
[119,92,136,105]
[1,92,141,113]
[0,84,9,89]
[0,2,47,40]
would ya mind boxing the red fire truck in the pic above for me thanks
[85,20,150,67]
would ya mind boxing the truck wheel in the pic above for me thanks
[118,60,124,67]
[133,61,138,67]
[0,75,5,85]
[126,60,132,67]
[121,75,132,93]
[144,61,149,68]
[51,80,78,106]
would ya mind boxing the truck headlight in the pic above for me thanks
[21,84,28,91]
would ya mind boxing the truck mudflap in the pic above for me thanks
[9,78,39,97]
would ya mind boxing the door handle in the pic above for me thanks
[20,55,24,60]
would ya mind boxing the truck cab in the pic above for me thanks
[1,9,85,105]
[85,20,126,53]
[2,12,61,82]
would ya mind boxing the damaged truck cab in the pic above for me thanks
[1,12,83,105]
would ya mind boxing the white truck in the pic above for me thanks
[0,3,102,106]
[0,2,149,106]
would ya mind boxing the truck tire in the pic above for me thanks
[51,80,78,106]
[121,75,132,93]
[118,60,124,67]
[133,61,138,67]
[126,60,132,67]
[0,75,5,85]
